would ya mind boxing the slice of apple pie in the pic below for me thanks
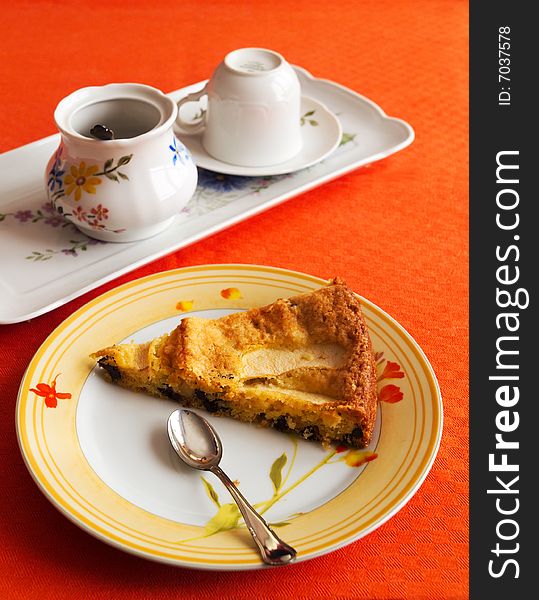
[91,279,378,448]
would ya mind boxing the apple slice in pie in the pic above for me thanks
[91,279,378,448]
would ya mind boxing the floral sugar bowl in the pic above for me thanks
[45,83,198,242]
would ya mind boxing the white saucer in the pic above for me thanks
[174,96,343,176]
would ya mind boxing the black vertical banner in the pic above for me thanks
[470,2,535,598]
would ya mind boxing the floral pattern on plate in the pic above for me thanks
[17,265,440,569]
[188,440,378,541]
[183,351,404,539]
[29,374,71,408]
[29,280,407,542]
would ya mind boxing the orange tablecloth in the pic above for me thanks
[0,1,468,598]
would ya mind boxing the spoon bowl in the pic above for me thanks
[167,408,222,469]
[167,409,297,566]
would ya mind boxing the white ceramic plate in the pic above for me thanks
[0,66,414,324]
[174,96,342,176]
[16,265,442,570]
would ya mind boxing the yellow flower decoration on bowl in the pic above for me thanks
[64,162,102,201]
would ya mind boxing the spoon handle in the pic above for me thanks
[210,465,297,566]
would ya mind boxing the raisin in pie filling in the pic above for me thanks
[91,280,378,448]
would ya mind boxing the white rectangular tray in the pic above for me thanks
[0,66,413,323]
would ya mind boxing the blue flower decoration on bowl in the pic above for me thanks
[47,154,65,192]
[169,137,191,166]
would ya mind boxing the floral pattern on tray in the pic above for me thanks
[1,66,414,323]
[0,130,356,261]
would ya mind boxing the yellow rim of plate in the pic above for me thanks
[16,264,442,570]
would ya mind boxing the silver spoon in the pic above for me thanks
[167,408,297,566]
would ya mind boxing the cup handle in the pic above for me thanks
[175,85,208,134]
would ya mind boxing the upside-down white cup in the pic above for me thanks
[176,48,303,167]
